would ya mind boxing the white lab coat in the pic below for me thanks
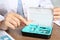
[0,0,59,30]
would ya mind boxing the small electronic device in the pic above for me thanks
[0,30,15,40]
[21,7,53,39]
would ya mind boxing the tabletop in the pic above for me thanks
[7,23,60,40]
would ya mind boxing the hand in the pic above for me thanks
[1,12,31,30]
[54,8,60,21]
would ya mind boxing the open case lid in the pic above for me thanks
[27,7,53,27]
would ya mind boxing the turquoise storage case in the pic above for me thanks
[21,23,53,39]
[21,8,53,39]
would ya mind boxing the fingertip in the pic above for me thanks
[26,20,33,25]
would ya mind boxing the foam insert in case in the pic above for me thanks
[21,23,53,39]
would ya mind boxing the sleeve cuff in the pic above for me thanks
[0,15,5,22]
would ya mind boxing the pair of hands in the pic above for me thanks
[1,8,60,30]
[1,12,31,30]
